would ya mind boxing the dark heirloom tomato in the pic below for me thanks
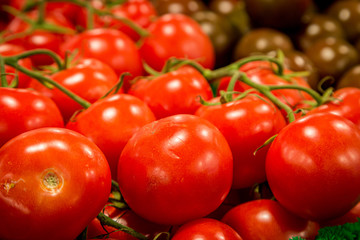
[305,37,359,82]
[66,94,156,180]
[233,28,294,60]
[153,0,207,16]
[171,218,243,240]
[117,114,233,225]
[327,0,360,42]
[29,58,119,123]
[243,0,312,30]
[128,66,213,119]
[306,87,360,128]
[222,199,320,240]
[0,128,111,240]
[296,14,345,52]
[195,94,286,189]
[336,64,360,89]
[0,88,64,147]
[266,113,360,221]
[139,13,215,71]
[0,43,32,88]
[60,28,143,91]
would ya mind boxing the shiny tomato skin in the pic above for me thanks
[117,114,233,225]
[0,43,32,88]
[29,58,119,123]
[172,218,243,240]
[66,94,156,180]
[195,94,286,189]
[60,28,143,90]
[139,13,215,71]
[217,61,312,109]
[306,87,360,127]
[128,66,213,119]
[266,113,360,221]
[0,128,111,240]
[0,88,64,147]
[222,199,320,240]
[102,0,157,41]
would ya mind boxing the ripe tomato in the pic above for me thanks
[195,94,286,189]
[66,93,156,180]
[4,10,74,67]
[87,200,170,240]
[60,28,143,91]
[77,0,157,42]
[0,127,111,240]
[171,218,243,240]
[0,88,64,147]
[29,58,119,123]
[128,66,213,119]
[306,87,360,127]
[217,61,312,109]
[222,199,320,240]
[139,13,215,71]
[0,43,33,88]
[117,114,233,225]
[266,113,360,221]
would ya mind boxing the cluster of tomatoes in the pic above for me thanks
[1,0,360,239]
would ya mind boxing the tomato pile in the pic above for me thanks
[1,0,360,239]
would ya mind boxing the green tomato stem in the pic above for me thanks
[36,0,46,25]
[0,55,8,87]
[97,212,148,240]
[4,56,91,109]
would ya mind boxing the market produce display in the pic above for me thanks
[1,0,360,239]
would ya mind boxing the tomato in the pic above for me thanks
[66,93,156,180]
[87,201,170,240]
[266,113,360,221]
[78,0,157,42]
[4,10,74,67]
[117,114,233,225]
[222,199,320,240]
[0,127,111,240]
[217,61,312,109]
[0,88,64,147]
[128,66,213,119]
[306,87,360,128]
[29,58,120,123]
[60,28,143,91]
[139,13,215,71]
[320,201,360,227]
[195,94,286,189]
[0,43,33,88]
[171,218,243,240]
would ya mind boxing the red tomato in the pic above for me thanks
[172,218,243,240]
[117,114,233,225]
[128,66,213,119]
[0,88,64,147]
[217,61,312,109]
[195,94,286,189]
[306,87,360,127]
[222,199,319,240]
[320,201,360,227]
[87,202,170,240]
[77,0,157,42]
[66,94,156,180]
[266,113,360,221]
[29,58,120,123]
[0,127,111,240]
[60,28,143,91]
[139,13,215,71]
[4,10,74,67]
[0,43,32,88]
